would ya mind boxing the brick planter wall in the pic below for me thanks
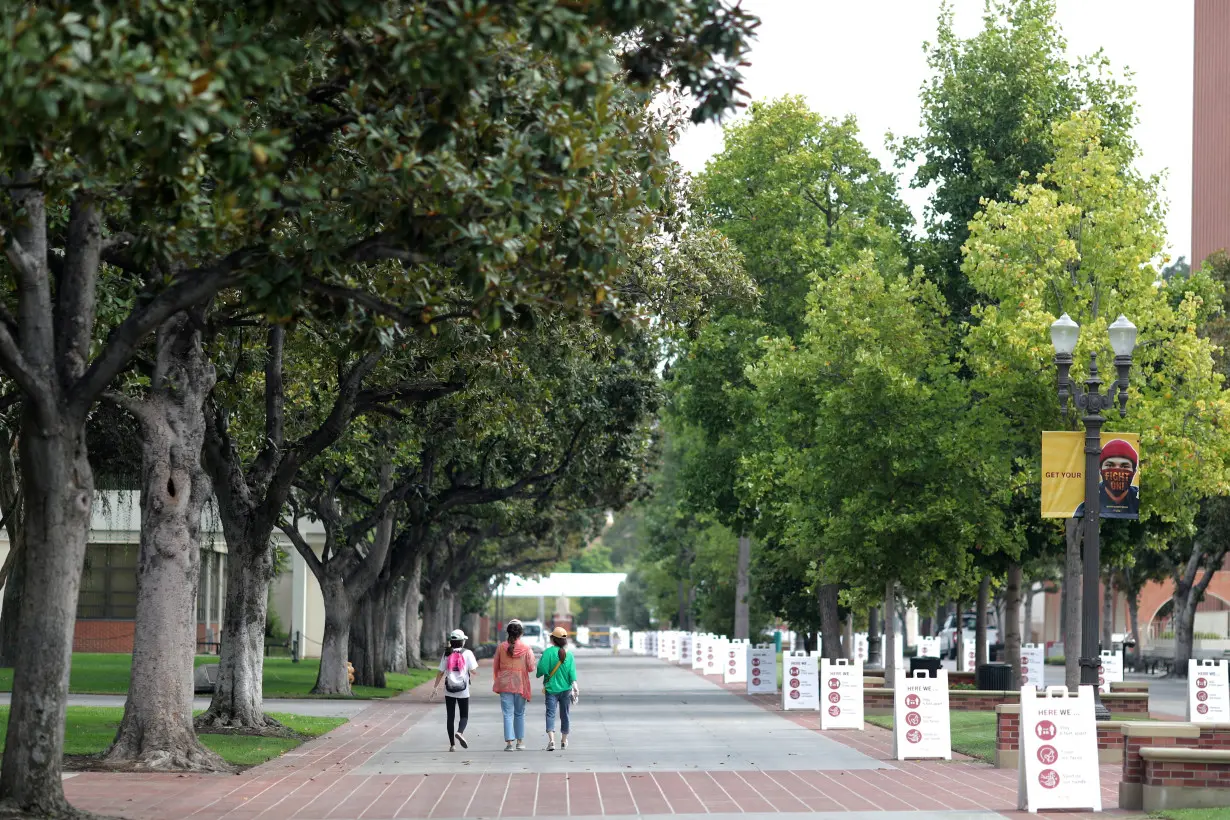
[1139,747,1230,811]
[1144,755,1230,788]
[994,705,1127,768]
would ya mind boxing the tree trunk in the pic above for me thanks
[1005,564,1023,690]
[883,580,897,684]
[734,534,750,639]
[384,579,409,674]
[350,586,387,689]
[0,429,24,669]
[315,577,354,695]
[105,313,228,771]
[0,417,94,816]
[196,533,278,731]
[1126,570,1141,657]
[1174,589,1197,676]
[1023,581,1035,645]
[405,553,424,666]
[867,607,881,667]
[1064,517,1083,690]
[421,584,448,660]
[975,574,990,667]
[818,583,841,660]
[1102,571,1114,647]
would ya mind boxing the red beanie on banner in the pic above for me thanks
[1100,438,1138,467]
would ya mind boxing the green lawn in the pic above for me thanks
[867,711,1152,764]
[31,707,345,766]
[1151,811,1230,820]
[866,711,999,762]
[0,654,433,699]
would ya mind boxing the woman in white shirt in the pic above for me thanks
[431,628,479,751]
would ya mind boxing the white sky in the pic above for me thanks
[671,0,1194,263]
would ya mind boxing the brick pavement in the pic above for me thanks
[59,654,1140,818]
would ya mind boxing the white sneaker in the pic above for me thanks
[505,741,515,752]
[516,740,526,751]
[546,739,555,751]
[561,737,569,750]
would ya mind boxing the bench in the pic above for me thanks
[1139,746,1230,811]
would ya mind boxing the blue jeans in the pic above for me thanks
[500,692,526,740]
[545,691,571,735]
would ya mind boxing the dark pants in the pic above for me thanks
[445,695,469,744]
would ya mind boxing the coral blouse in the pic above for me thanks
[492,639,535,701]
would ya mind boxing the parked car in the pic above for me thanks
[938,611,999,659]
[520,620,548,652]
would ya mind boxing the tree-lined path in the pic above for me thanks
[60,653,1124,819]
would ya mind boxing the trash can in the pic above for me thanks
[989,643,1005,662]
[909,656,943,678]
[976,662,1013,691]
[774,630,782,652]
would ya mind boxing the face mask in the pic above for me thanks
[1103,467,1134,497]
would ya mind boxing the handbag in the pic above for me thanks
[543,656,563,696]
[570,681,579,705]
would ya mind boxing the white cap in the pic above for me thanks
[449,629,467,641]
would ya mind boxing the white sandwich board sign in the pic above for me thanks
[1020,644,1045,689]
[1188,659,1230,723]
[705,638,727,676]
[820,659,864,730]
[917,637,941,658]
[747,645,777,694]
[892,669,951,760]
[633,632,646,655]
[1098,649,1123,694]
[854,633,868,663]
[1018,686,1101,813]
[724,639,749,684]
[679,633,693,664]
[692,634,708,670]
[782,651,819,711]
[959,630,977,673]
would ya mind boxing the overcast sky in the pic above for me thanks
[671,0,1194,262]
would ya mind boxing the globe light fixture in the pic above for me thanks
[1049,313,1080,356]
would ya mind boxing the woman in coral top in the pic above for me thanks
[492,619,536,751]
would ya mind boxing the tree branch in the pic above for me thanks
[56,195,101,384]
[72,247,259,410]
[248,325,287,493]
[278,518,326,585]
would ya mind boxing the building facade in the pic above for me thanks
[0,491,329,657]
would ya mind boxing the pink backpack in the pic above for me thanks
[444,649,468,693]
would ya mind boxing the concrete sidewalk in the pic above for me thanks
[58,653,1134,819]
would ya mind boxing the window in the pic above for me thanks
[197,551,211,622]
[77,544,138,620]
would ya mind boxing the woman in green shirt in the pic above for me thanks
[536,626,577,751]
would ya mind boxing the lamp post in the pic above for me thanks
[1049,312,1138,721]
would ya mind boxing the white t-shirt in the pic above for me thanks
[438,649,479,698]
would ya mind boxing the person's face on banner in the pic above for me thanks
[1101,456,1136,502]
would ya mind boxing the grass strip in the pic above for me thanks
[0,654,433,699]
[0,707,347,767]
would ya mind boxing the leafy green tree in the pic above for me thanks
[898,0,1137,315]
[746,253,1009,679]
[669,97,911,651]
[0,0,757,808]
[962,113,1230,680]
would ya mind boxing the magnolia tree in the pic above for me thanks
[0,1,756,813]
[962,113,1230,683]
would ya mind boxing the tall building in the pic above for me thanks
[1193,0,1230,268]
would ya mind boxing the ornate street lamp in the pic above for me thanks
[1050,312,1137,720]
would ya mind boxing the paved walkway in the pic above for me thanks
[61,653,1136,819]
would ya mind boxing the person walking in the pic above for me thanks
[430,629,478,752]
[536,626,578,751]
[492,618,535,751]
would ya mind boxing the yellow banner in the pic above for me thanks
[1041,432,1140,520]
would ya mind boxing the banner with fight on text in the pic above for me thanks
[1041,431,1140,520]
